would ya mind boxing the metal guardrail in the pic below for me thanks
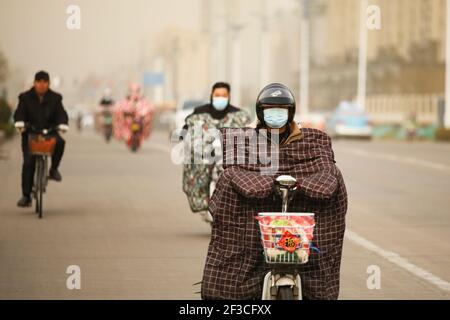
[366,94,443,125]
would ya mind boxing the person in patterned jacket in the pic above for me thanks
[201,83,348,300]
[113,83,154,145]
[182,82,250,222]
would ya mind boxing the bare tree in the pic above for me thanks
[0,50,8,84]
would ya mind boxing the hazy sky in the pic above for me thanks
[0,0,202,85]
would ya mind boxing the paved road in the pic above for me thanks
[334,139,450,299]
[0,129,449,299]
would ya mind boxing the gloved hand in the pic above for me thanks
[230,168,274,199]
[14,121,25,134]
[57,124,69,134]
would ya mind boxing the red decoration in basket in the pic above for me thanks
[277,230,301,253]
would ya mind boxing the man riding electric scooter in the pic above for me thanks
[201,83,348,300]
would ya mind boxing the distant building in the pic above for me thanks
[152,27,210,105]
[196,0,446,112]
[310,0,446,109]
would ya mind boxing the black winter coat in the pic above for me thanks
[13,88,68,130]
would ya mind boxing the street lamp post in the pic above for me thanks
[299,0,310,117]
[259,0,270,90]
[171,38,180,104]
[230,24,243,107]
[357,0,368,110]
[445,0,450,128]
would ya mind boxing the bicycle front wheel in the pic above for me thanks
[34,186,39,214]
[36,157,44,219]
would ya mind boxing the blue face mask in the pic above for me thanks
[212,97,229,111]
[263,108,289,129]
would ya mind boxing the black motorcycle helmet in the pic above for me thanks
[256,83,296,127]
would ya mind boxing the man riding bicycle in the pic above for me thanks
[13,71,69,208]
[201,83,348,300]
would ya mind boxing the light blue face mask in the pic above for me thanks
[212,97,229,111]
[263,108,289,129]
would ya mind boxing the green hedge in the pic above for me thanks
[0,122,15,138]
[0,98,11,123]
[373,124,437,141]
[0,98,15,138]
[435,127,450,142]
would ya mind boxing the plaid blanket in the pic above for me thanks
[201,126,348,300]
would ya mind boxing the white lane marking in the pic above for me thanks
[338,147,450,173]
[153,140,450,292]
[345,229,450,292]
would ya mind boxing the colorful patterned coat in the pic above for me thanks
[182,110,251,212]
[113,98,154,142]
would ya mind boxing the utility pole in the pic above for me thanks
[357,0,368,110]
[259,0,270,90]
[171,37,180,104]
[445,0,450,128]
[153,57,164,105]
[300,0,310,116]
[203,0,216,86]
[230,24,243,107]
[225,0,243,107]
[211,1,227,81]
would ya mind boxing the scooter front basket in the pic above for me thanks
[257,213,315,264]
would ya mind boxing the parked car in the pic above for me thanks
[326,101,372,139]
[294,112,329,132]
[168,99,206,138]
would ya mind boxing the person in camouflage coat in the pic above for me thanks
[182,82,251,213]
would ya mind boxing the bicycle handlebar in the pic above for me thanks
[25,124,57,135]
